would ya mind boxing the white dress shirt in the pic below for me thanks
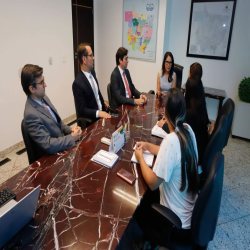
[82,70,102,118]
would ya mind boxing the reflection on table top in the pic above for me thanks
[0,94,165,250]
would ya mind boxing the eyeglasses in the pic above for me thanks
[32,78,45,87]
[84,53,94,58]
[165,61,173,65]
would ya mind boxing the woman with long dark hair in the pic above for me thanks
[156,51,176,96]
[135,88,199,232]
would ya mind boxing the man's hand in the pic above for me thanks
[141,94,148,103]
[104,102,110,109]
[99,111,111,119]
[71,125,81,133]
[135,98,144,106]
[208,121,215,135]
[71,126,82,141]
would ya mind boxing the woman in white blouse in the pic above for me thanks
[135,88,199,230]
[156,51,176,97]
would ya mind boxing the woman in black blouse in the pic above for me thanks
[160,62,212,165]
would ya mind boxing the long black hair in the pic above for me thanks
[161,51,174,82]
[165,88,199,195]
[186,63,210,126]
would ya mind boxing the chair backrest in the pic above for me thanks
[21,120,46,165]
[214,98,235,147]
[192,152,224,247]
[202,115,227,179]
[174,64,184,89]
[107,83,115,110]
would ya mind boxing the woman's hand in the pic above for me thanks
[135,146,143,162]
[157,118,166,128]
[136,141,148,152]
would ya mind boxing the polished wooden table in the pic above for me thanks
[0,94,164,250]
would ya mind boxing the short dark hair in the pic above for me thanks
[21,64,43,96]
[78,43,91,64]
[116,47,128,66]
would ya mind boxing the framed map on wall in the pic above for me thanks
[122,0,159,61]
[187,0,237,60]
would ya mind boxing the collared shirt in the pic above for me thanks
[33,98,58,123]
[82,70,102,118]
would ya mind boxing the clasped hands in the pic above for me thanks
[71,125,82,141]
[134,141,148,162]
[135,94,147,106]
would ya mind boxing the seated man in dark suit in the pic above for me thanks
[21,64,82,155]
[72,43,111,123]
[110,47,147,108]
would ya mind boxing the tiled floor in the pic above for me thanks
[0,135,250,249]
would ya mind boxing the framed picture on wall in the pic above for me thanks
[186,0,237,60]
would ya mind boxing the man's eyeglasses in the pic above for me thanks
[32,78,45,87]
[165,61,172,65]
[84,53,94,58]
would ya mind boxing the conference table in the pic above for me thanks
[0,93,164,250]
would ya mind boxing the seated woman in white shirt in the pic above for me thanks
[134,88,199,240]
[156,52,176,97]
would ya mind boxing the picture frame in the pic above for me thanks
[186,0,237,60]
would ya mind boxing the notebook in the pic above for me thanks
[91,150,119,169]
[131,145,154,167]
[151,124,168,138]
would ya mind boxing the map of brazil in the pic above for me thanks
[123,0,159,61]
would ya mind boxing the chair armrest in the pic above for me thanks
[151,203,182,229]
[77,117,92,130]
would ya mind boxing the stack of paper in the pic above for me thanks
[91,150,119,169]
[131,145,154,167]
[151,124,168,139]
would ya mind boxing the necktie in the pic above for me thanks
[123,72,132,98]
[89,74,102,110]
[41,100,50,113]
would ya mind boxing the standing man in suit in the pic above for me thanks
[110,47,147,108]
[72,43,110,124]
[21,64,82,155]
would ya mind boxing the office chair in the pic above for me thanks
[147,152,224,250]
[21,120,47,165]
[213,98,235,147]
[174,64,184,89]
[74,100,92,130]
[107,83,116,110]
[202,115,227,181]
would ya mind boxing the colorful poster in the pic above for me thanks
[123,0,159,61]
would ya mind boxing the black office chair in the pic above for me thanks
[174,64,184,89]
[107,83,116,110]
[213,98,235,147]
[74,100,92,130]
[147,152,224,250]
[21,120,47,165]
[202,115,227,181]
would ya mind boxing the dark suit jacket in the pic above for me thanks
[110,66,141,108]
[24,96,75,155]
[72,69,105,121]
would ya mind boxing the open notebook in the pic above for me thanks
[131,145,154,167]
[151,124,168,139]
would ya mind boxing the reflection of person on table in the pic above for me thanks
[135,88,199,230]
[156,51,176,97]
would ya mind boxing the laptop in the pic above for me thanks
[0,185,41,248]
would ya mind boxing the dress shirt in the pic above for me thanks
[81,70,102,118]
[33,98,57,122]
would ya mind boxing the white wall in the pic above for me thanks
[163,0,250,120]
[94,0,167,102]
[0,0,75,151]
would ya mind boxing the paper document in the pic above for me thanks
[151,124,168,139]
[91,150,119,169]
[131,145,154,167]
